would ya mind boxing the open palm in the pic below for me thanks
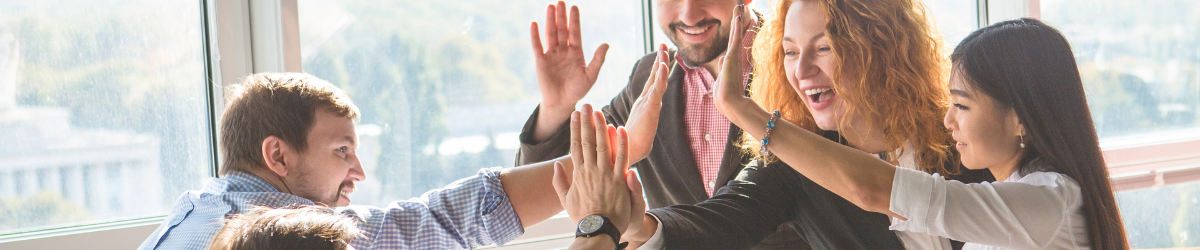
[530,1,609,109]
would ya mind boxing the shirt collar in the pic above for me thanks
[206,171,282,193]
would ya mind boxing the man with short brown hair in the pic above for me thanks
[139,73,575,250]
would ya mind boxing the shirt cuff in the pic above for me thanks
[637,213,666,250]
[888,166,938,233]
[480,167,526,245]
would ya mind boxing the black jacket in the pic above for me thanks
[516,51,808,249]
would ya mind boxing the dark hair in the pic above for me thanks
[219,73,360,176]
[208,205,361,250]
[951,18,1128,249]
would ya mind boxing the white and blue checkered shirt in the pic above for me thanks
[138,167,524,250]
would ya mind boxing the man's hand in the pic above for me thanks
[623,43,671,163]
[530,1,609,142]
[713,4,753,116]
[552,104,633,232]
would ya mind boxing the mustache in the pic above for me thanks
[339,181,357,193]
[669,18,722,32]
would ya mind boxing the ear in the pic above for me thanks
[1006,109,1025,137]
[261,136,290,177]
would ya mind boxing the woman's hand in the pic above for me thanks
[624,44,671,163]
[713,4,755,120]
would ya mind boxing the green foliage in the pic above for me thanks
[0,191,92,235]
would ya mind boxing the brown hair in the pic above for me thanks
[747,0,957,175]
[951,18,1128,249]
[219,72,360,176]
[208,205,362,250]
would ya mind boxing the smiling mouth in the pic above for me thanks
[804,87,834,103]
[679,24,711,35]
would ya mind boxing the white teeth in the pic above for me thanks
[682,26,708,35]
[804,88,832,96]
[339,191,350,197]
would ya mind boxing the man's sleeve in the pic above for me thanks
[338,167,523,250]
[514,54,655,166]
[647,162,799,249]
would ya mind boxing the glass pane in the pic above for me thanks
[1117,180,1200,247]
[921,0,978,47]
[0,0,210,235]
[298,0,644,206]
[1041,0,1200,140]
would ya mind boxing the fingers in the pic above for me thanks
[529,22,544,56]
[569,5,582,47]
[555,1,569,47]
[638,49,666,97]
[614,127,629,174]
[552,161,570,204]
[569,111,584,170]
[592,110,613,171]
[544,4,558,48]
[579,104,597,169]
[585,43,609,80]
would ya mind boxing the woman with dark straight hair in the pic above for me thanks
[714,18,1128,249]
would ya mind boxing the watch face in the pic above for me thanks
[578,215,604,234]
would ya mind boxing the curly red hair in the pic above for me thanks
[746,0,957,175]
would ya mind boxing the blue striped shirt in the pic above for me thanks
[138,168,524,250]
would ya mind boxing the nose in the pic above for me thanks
[794,50,820,80]
[348,153,366,182]
[943,107,957,133]
[677,0,707,26]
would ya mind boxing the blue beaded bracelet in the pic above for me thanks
[759,110,781,159]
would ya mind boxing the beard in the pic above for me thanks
[665,18,730,66]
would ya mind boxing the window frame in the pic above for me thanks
[1,0,1198,248]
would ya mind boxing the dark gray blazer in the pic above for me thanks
[516,51,808,249]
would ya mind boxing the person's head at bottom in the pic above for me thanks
[208,205,361,250]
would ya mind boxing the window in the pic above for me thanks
[0,0,210,236]
[1038,0,1200,247]
[1041,0,1200,140]
[296,0,645,208]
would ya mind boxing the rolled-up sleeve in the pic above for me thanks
[339,167,524,250]
[888,168,1080,249]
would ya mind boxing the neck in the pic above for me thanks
[841,120,891,154]
[989,153,1024,182]
[243,166,290,193]
[700,59,722,76]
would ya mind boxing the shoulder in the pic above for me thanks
[1016,171,1079,189]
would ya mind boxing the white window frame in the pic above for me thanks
[1,0,1198,249]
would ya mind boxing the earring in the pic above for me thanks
[1019,135,1025,148]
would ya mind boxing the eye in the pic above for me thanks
[817,45,831,52]
[337,146,348,154]
[784,50,799,57]
[953,103,969,110]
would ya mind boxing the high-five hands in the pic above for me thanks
[624,43,671,163]
[552,104,645,236]
[713,3,754,115]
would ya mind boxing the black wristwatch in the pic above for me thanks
[575,215,629,250]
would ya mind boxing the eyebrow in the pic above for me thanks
[342,135,357,146]
[949,89,972,98]
[782,32,826,44]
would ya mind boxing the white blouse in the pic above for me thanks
[888,167,1090,249]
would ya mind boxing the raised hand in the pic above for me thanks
[552,104,633,232]
[623,43,671,163]
[530,1,609,141]
[713,4,753,115]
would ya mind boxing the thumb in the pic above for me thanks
[626,169,645,213]
[552,161,571,204]
[586,43,610,79]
